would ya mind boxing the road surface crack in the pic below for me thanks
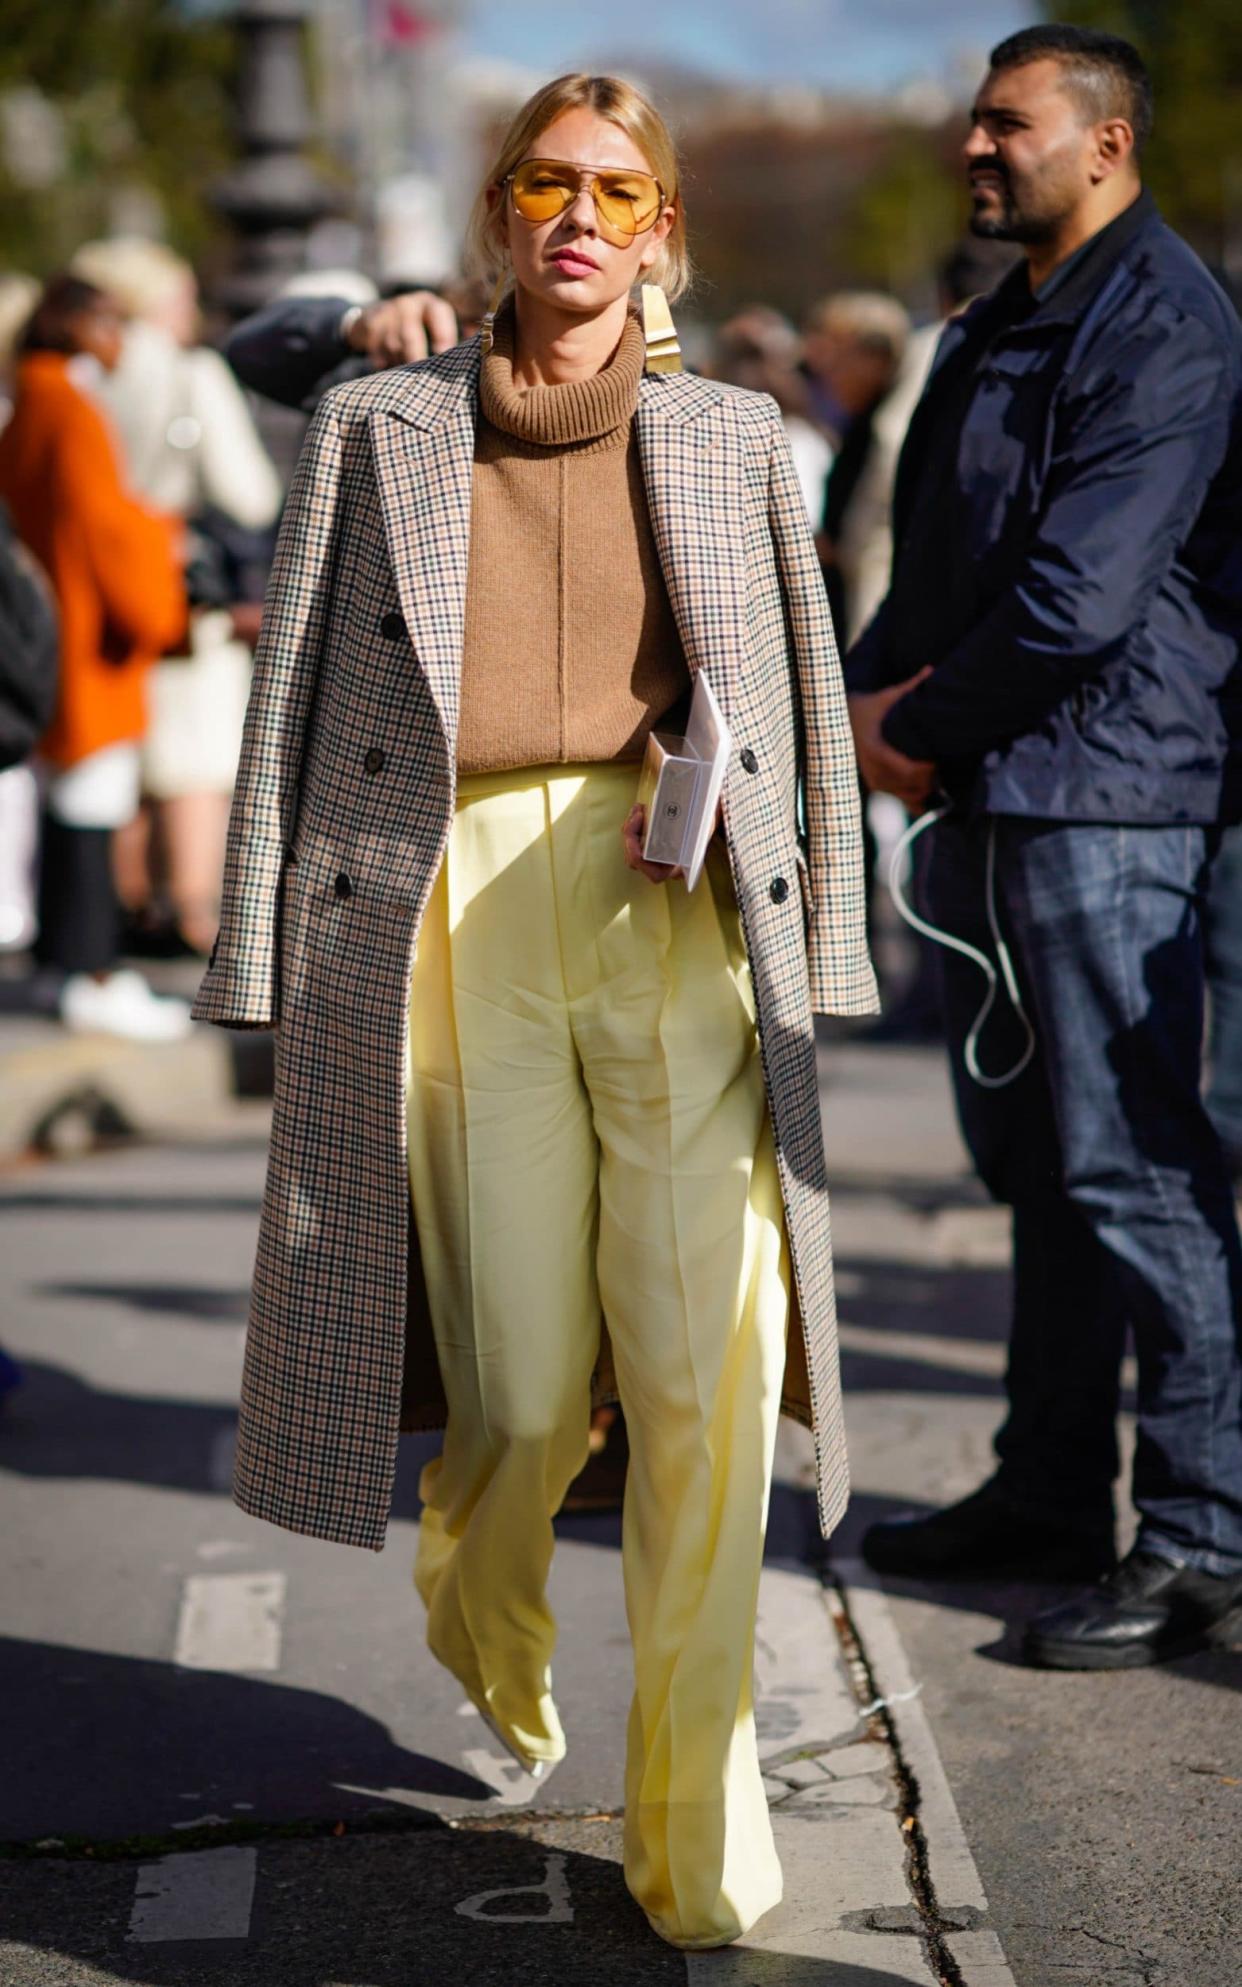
[825,1572,968,1987]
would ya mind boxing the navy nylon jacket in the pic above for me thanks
[845,193,1242,824]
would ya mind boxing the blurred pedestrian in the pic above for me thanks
[0,486,51,1395]
[712,305,833,522]
[0,272,46,954]
[834,248,1017,654]
[0,501,57,950]
[195,69,874,1947]
[0,274,39,429]
[846,27,1242,1668]
[804,293,909,639]
[0,275,190,1038]
[805,293,909,960]
[70,239,282,957]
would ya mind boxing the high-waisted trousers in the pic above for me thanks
[405,760,789,1948]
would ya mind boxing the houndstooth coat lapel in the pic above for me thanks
[634,378,747,726]
[368,340,480,759]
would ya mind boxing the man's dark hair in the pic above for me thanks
[989,24,1154,155]
[19,275,111,355]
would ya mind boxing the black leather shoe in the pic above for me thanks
[861,1479,1117,1581]
[1022,1547,1242,1670]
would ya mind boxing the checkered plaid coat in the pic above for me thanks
[194,334,877,1550]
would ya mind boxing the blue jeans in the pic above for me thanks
[925,816,1242,1575]
[1204,821,1242,1158]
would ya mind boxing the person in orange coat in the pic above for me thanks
[0,274,193,1038]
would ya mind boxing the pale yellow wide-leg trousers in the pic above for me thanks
[406,761,789,1948]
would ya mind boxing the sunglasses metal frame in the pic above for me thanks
[502,157,668,240]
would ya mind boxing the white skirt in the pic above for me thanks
[44,742,142,829]
[141,611,252,800]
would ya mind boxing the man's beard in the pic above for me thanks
[969,175,1060,245]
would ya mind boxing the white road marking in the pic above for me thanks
[128,1847,256,1944]
[455,1852,573,1922]
[173,1572,285,1673]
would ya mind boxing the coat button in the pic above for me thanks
[334,872,353,900]
[769,876,790,904]
[380,611,405,640]
[364,747,385,774]
[740,747,759,774]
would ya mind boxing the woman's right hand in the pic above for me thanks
[622,804,681,885]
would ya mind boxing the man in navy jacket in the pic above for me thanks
[223,289,459,412]
[847,26,1242,1668]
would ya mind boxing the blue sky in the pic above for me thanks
[462,0,1032,91]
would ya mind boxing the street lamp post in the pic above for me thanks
[212,0,334,318]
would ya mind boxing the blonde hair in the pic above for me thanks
[69,238,193,321]
[464,73,691,304]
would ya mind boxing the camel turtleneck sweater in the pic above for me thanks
[456,303,690,774]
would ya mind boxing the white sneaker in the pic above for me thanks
[60,969,194,1043]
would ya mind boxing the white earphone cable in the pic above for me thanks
[887,806,1037,1090]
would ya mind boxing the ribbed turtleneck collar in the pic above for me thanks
[479,300,644,454]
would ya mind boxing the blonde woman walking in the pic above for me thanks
[197,72,875,1949]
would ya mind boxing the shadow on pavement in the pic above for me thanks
[828,1172,990,1213]
[34,1282,249,1323]
[838,1254,1009,1349]
[0,1190,262,1218]
[0,1822,933,1986]
[0,1636,494,1843]
[2,1360,830,1579]
[0,1360,238,1496]
[839,1344,1003,1403]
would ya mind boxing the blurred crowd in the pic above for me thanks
[0,243,280,1040]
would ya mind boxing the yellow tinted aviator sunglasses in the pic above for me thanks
[504,158,666,246]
